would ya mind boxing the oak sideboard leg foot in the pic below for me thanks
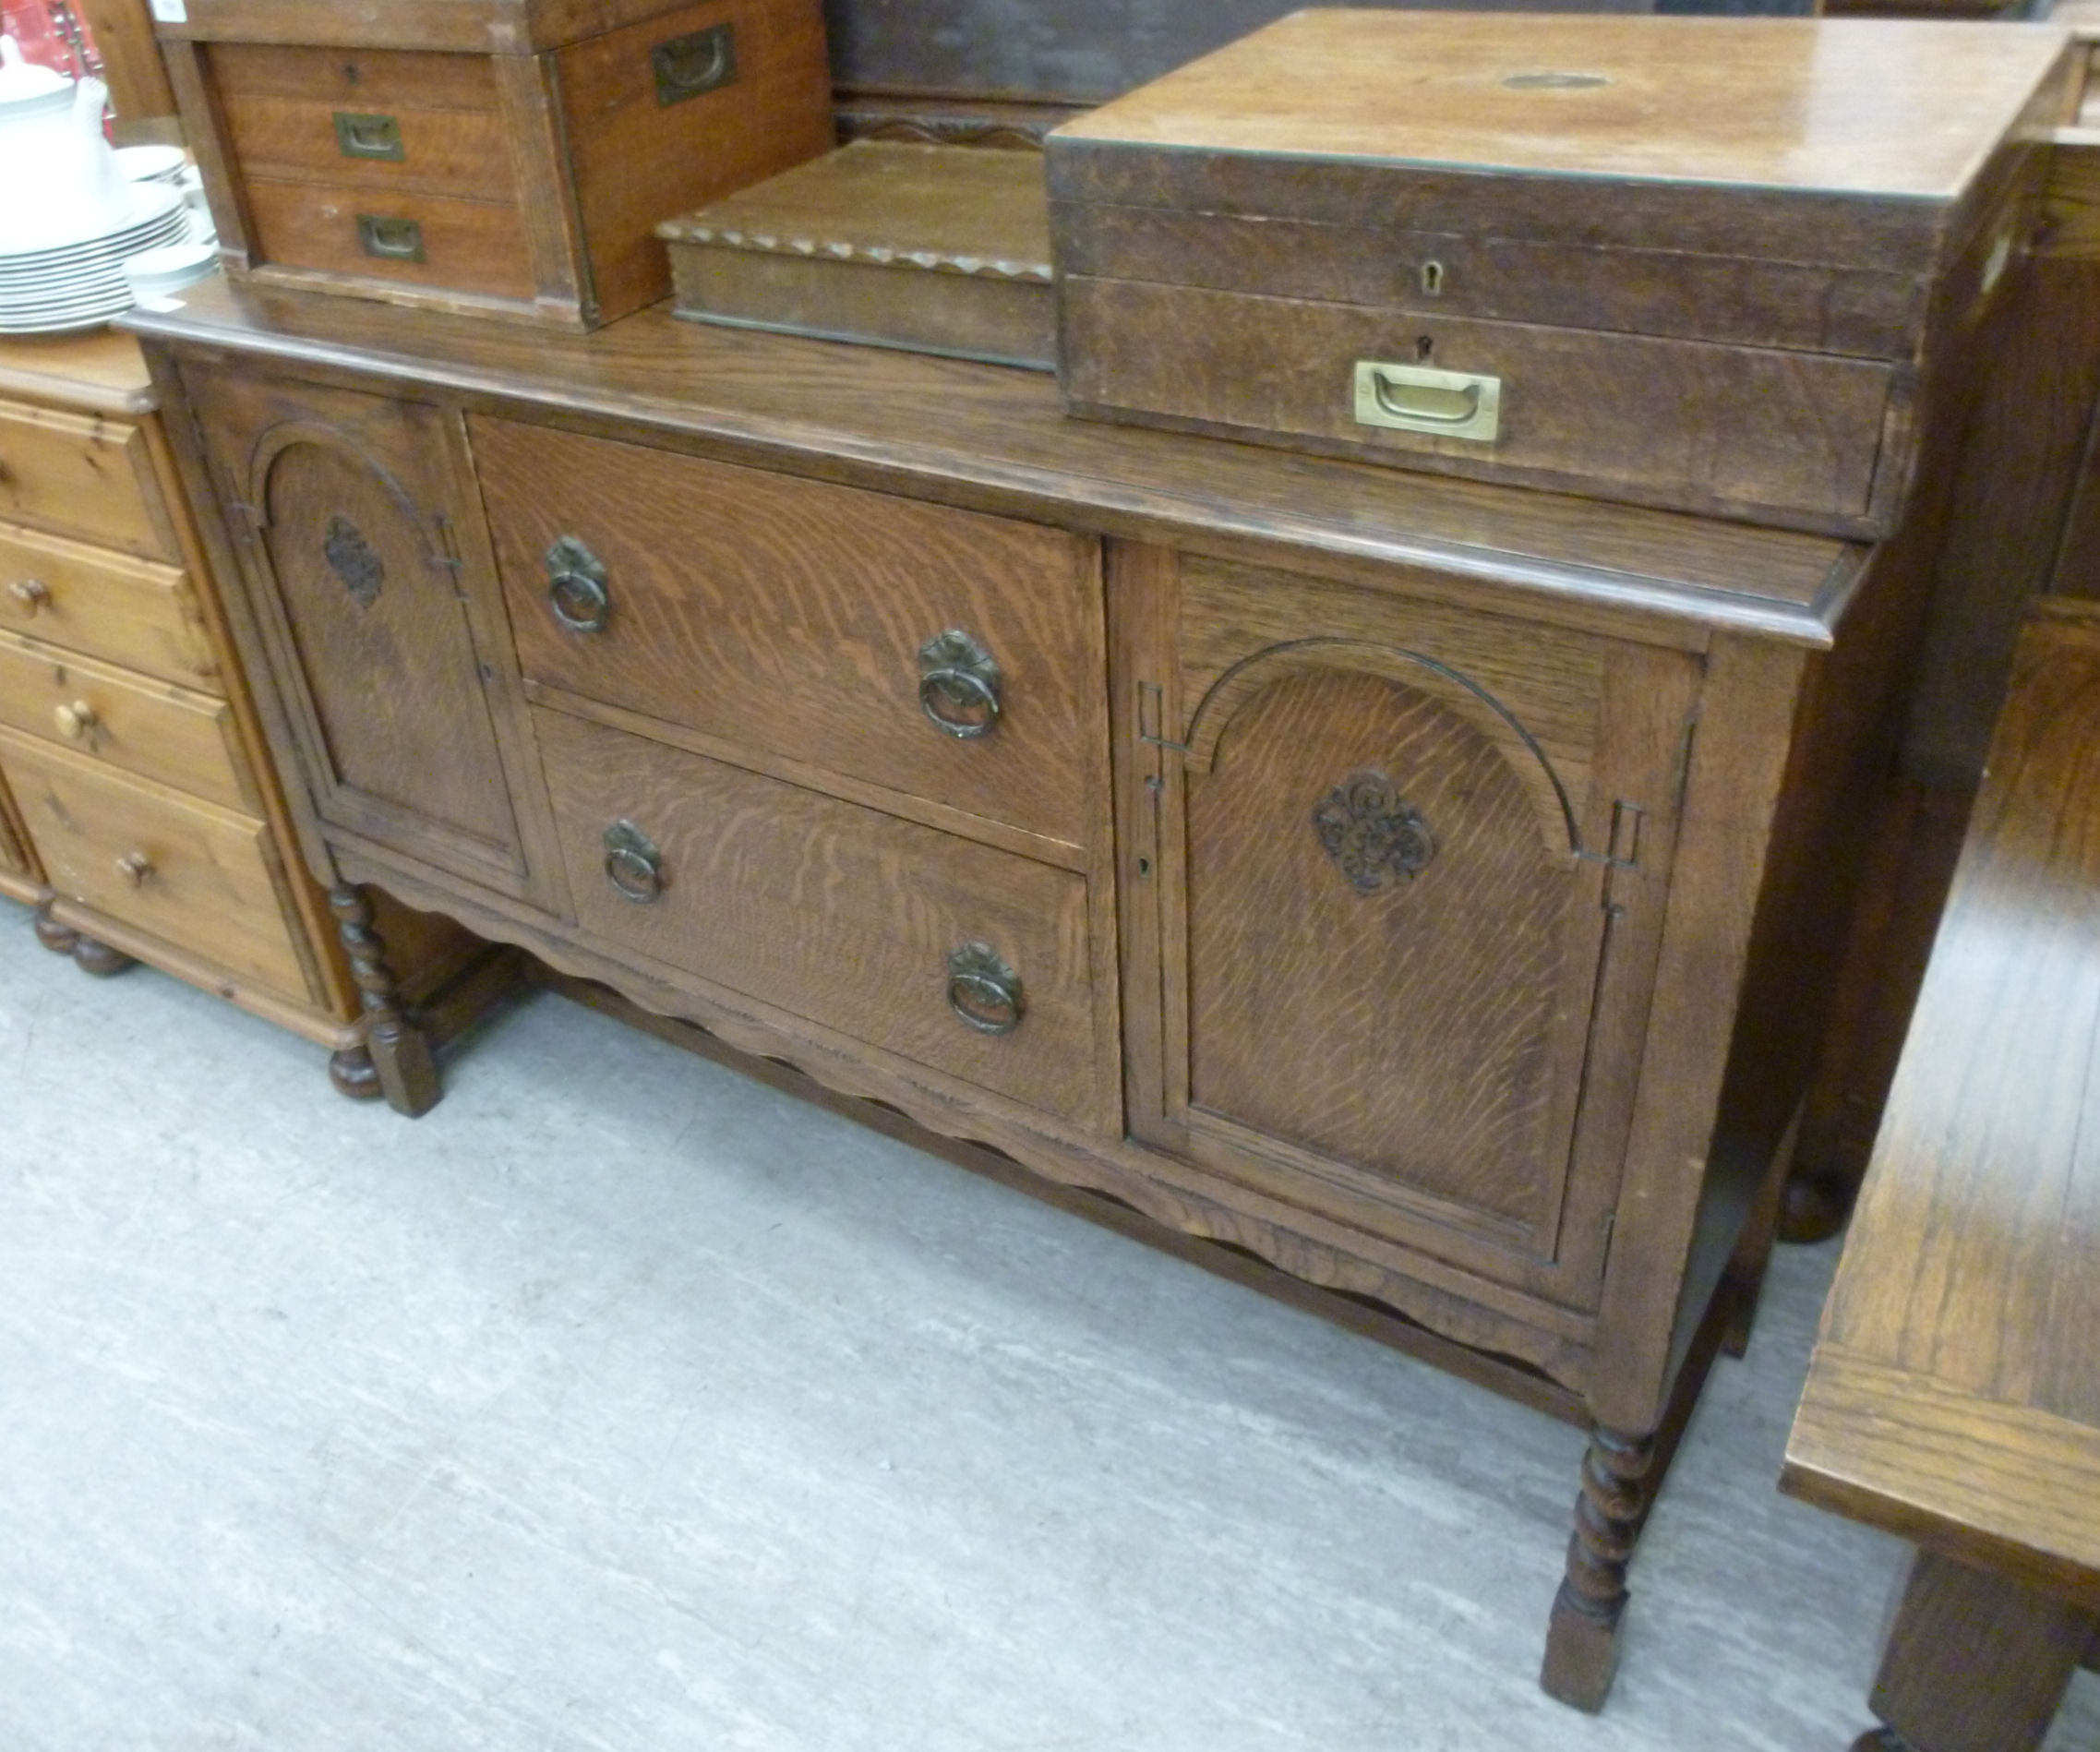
[328,1045,384,1102]
[1851,1731,1917,1752]
[70,933,138,978]
[330,883,440,1118]
[1540,1423,1654,1712]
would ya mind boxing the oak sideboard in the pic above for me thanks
[129,271,1951,1710]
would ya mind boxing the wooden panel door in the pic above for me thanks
[177,364,536,899]
[1119,551,1703,1312]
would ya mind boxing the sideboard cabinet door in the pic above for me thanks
[179,365,535,899]
[1119,552,1704,1314]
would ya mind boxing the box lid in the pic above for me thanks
[1050,13,2073,268]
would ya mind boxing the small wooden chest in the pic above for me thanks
[155,0,835,329]
[659,141,1056,368]
[1050,13,2077,535]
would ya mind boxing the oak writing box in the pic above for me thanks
[154,0,834,329]
[1050,12,2076,536]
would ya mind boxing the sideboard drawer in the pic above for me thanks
[1,728,310,1001]
[0,522,218,690]
[0,400,172,560]
[0,631,254,811]
[536,707,1106,1127]
[244,179,537,304]
[476,416,1103,850]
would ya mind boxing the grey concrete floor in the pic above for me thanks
[3,908,2096,1752]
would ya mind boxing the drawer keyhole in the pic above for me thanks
[918,630,1002,739]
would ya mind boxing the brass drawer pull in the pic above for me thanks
[918,630,1002,739]
[546,535,611,634]
[357,214,425,263]
[53,699,97,741]
[7,578,48,615]
[1352,361,1502,443]
[947,941,1024,1036]
[653,23,737,107]
[334,112,404,162]
[114,851,154,889]
[602,819,663,903]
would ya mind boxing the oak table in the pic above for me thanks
[1782,599,2100,1751]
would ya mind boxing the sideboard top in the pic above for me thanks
[124,277,1860,646]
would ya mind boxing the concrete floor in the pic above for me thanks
[3,910,2096,1752]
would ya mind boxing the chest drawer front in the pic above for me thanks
[0,401,173,560]
[0,522,218,690]
[475,417,1103,852]
[1062,277,1896,533]
[209,43,516,204]
[244,179,535,303]
[2,728,309,1001]
[0,631,254,812]
[536,708,1105,1128]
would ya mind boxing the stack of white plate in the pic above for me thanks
[0,182,187,335]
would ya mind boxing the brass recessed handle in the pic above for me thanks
[357,214,425,262]
[114,851,153,888]
[947,941,1024,1036]
[334,111,404,161]
[546,535,611,634]
[602,819,663,904]
[1352,360,1502,443]
[918,630,1002,739]
[653,22,737,106]
[53,699,97,740]
[7,578,48,615]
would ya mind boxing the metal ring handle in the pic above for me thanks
[547,535,610,634]
[918,630,1002,739]
[946,942,1023,1036]
[603,820,663,904]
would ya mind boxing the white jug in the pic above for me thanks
[0,37,129,252]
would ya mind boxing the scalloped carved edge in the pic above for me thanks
[661,222,1052,283]
[338,859,1596,1395]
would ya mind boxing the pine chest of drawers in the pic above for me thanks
[130,273,1962,1715]
[155,0,834,328]
[0,330,494,1096]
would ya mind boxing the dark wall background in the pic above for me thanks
[823,0,1818,104]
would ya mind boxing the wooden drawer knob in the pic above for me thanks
[947,941,1024,1035]
[7,578,49,615]
[114,851,154,888]
[918,630,1002,739]
[53,700,97,740]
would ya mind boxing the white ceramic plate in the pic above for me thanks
[0,185,185,262]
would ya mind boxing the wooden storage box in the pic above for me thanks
[659,140,1056,368]
[1050,13,2077,536]
[155,0,834,329]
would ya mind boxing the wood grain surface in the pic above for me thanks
[120,280,1859,646]
[0,630,257,813]
[1784,603,2100,1606]
[1,726,310,1002]
[535,706,1108,1128]
[0,522,218,690]
[242,177,536,302]
[474,414,1102,851]
[0,401,174,561]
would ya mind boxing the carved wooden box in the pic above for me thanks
[154,0,834,329]
[659,141,1057,369]
[1050,12,2076,536]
